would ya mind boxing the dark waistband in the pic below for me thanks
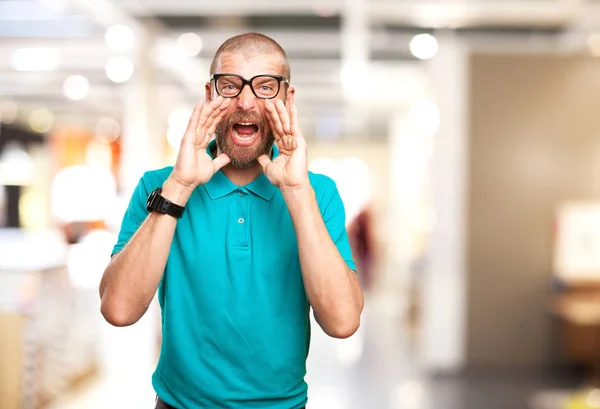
[156,397,305,409]
[155,398,175,409]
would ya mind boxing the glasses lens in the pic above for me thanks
[216,75,243,97]
[251,76,280,98]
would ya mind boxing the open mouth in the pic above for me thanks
[231,122,259,146]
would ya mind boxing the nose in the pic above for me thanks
[235,83,258,111]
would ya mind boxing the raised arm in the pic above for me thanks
[258,99,363,338]
[99,97,231,326]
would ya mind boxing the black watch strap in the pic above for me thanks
[146,188,185,219]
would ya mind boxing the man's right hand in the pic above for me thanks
[168,96,231,194]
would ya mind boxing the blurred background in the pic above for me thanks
[2,0,600,408]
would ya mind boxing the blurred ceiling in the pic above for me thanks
[0,0,599,141]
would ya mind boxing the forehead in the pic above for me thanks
[215,52,286,78]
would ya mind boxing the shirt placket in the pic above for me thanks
[231,188,249,248]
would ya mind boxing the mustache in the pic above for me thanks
[226,111,264,127]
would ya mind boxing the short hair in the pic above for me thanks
[209,32,291,81]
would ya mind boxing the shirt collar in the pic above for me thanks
[202,139,279,201]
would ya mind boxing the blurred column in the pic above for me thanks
[105,23,161,398]
[341,0,369,66]
[420,31,469,372]
[340,0,370,136]
[386,107,429,332]
[119,24,163,196]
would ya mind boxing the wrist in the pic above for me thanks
[162,176,195,206]
[280,182,314,203]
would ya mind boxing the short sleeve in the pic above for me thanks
[111,175,151,256]
[316,176,357,272]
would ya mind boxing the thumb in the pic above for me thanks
[212,153,230,172]
[257,154,271,170]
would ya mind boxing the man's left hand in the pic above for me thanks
[258,99,309,190]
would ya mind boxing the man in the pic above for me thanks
[99,32,363,409]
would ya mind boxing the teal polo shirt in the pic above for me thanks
[111,141,356,409]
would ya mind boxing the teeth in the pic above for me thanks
[238,122,254,126]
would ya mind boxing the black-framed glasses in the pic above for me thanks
[210,73,289,99]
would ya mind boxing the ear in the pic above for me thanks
[285,85,295,107]
[205,81,212,102]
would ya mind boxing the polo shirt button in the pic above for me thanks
[238,217,245,224]
[238,192,244,197]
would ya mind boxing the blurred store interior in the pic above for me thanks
[2,0,600,408]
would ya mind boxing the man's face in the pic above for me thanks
[207,52,294,169]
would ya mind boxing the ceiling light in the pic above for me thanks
[29,108,54,133]
[63,75,90,100]
[95,117,121,143]
[105,24,135,53]
[11,48,59,72]
[409,34,439,60]
[105,56,134,83]
[0,141,34,186]
[176,33,203,57]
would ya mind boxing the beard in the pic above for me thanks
[215,110,275,169]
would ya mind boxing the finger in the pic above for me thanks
[201,109,228,146]
[199,99,231,147]
[265,99,285,138]
[185,99,204,135]
[257,154,271,170]
[198,97,229,136]
[268,117,282,146]
[196,96,225,135]
[197,129,212,149]
[284,133,294,151]
[212,153,230,172]
[203,97,230,128]
[275,99,291,135]
[181,100,205,146]
[290,103,301,136]
[264,100,283,144]
[284,103,299,151]
[265,108,281,144]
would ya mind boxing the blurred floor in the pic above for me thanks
[45,287,582,409]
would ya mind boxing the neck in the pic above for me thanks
[216,145,267,186]
[222,163,263,186]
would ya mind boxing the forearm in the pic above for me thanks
[282,184,363,338]
[99,178,193,326]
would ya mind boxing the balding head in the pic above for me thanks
[210,32,291,81]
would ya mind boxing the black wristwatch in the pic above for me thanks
[146,188,185,219]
